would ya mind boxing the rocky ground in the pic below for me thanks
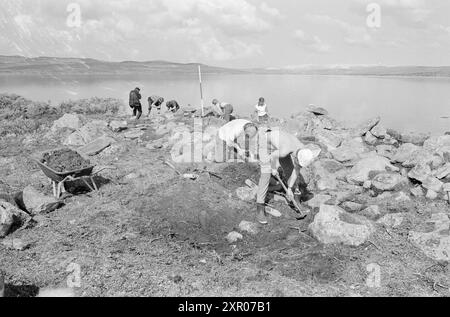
[0,98,449,297]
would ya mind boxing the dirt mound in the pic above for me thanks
[42,149,91,172]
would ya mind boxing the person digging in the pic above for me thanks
[254,128,320,225]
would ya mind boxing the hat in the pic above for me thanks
[135,87,141,91]
[296,149,319,168]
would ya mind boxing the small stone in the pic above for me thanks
[363,181,372,190]
[109,121,128,132]
[226,231,243,243]
[371,173,407,192]
[239,221,259,235]
[266,207,282,218]
[394,192,411,202]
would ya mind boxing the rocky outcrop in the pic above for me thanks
[309,205,375,247]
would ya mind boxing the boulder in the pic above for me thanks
[109,121,128,132]
[306,195,333,209]
[0,201,15,238]
[409,213,450,262]
[331,137,368,163]
[410,186,425,197]
[371,124,388,139]
[346,156,399,185]
[408,163,432,183]
[402,149,435,168]
[392,143,420,163]
[307,105,329,116]
[423,135,450,153]
[426,190,438,200]
[371,173,408,192]
[421,176,443,193]
[51,114,83,132]
[341,201,364,213]
[311,159,345,191]
[360,205,381,220]
[376,145,396,160]
[226,232,243,244]
[434,163,450,180]
[124,130,145,140]
[354,117,381,137]
[309,205,375,247]
[399,132,430,146]
[314,129,342,151]
[239,221,259,235]
[377,213,404,229]
[22,186,62,215]
[78,136,113,156]
[364,131,378,146]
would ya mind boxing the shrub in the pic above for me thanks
[57,97,123,115]
[0,118,42,137]
[0,93,55,120]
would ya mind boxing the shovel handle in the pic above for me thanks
[274,174,305,216]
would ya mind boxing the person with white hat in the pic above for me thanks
[255,128,321,224]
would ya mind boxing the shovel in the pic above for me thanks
[274,174,307,219]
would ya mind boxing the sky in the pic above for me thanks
[1,0,450,68]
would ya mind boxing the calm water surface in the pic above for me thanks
[1,74,449,134]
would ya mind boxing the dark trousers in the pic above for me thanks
[132,105,142,120]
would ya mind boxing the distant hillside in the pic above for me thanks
[250,65,450,77]
[1,55,450,77]
[0,55,245,77]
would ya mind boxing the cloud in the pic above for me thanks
[293,29,330,53]
[0,0,279,62]
[306,14,373,47]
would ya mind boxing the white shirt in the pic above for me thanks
[255,103,268,117]
[218,119,251,144]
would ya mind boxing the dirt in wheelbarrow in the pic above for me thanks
[42,149,92,173]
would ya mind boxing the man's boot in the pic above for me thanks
[257,203,268,225]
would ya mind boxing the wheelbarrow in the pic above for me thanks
[33,149,99,198]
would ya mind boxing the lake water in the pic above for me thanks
[1,74,449,134]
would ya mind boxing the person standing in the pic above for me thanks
[212,99,234,122]
[255,97,269,123]
[129,87,142,120]
[147,95,165,117]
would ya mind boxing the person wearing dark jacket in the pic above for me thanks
[166,100,180,113]
[129,87,142,120]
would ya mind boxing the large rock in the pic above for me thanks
[371,124,388,139]
[354,117,381,137]
[331,137,368,163]
[78,136,114,156]
[421,176,443,193]
[371,172,408,192]
[306,194,333,209]
[392,143,420,163]
[364,132,378,146]
[399,132,430,146]
[346,155,399,185]
[64,120,109,146]
[434,163,450,180]
[408,163,432,183]
[307,105,329,116]
[423,135,450,153]
[409,213,450,262]
[51,114,83,132]
[0,201,15,237]
[314,129,343,151]
[376,145,396,160]
[402,149,435,168]
[109,121,128,133]
[22,186,62,215]
[311,159,345,191]
[309,205,375,247]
